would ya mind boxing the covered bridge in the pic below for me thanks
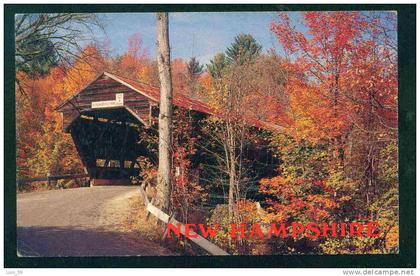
[56,71,280,186]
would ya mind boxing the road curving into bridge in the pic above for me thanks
[17,186,174,257]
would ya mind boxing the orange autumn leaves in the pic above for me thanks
[271,11,397,143]
[16,34,157,180]
[16,47,105,179]
[260,176,338,223]
[16,66,83,179]
[286,81,351,144]
[255,11,398,253]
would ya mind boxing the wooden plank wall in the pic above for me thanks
[60,75,154,130]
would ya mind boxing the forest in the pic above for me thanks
[15,11,398,255]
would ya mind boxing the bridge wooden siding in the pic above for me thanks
[56,72,158,130]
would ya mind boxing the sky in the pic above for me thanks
[91,11,396,65]
[94,12,290,65]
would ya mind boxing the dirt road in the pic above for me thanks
[17,186,174,257]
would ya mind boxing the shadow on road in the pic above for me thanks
[17,226,175,257]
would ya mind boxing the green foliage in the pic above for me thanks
[207,53,229,79]
[207,34,262,79]
[225,34,262,65]
[187,57,204,76]
[320,236,384,254]
[15,13,100,76]
[17,32,58,76]
[377,141,398,187]
[272,133,330,180]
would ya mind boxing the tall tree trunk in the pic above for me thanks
[227,121,236,223]
[156,12,173,213]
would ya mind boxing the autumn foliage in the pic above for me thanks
[16,12,398,255]
[256,11,398,254]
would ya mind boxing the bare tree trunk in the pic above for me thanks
[156,12,173,213]
[227,121,236,223]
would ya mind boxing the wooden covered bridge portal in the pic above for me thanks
[56,72,214,186]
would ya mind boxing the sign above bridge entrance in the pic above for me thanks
[91,93,124,109]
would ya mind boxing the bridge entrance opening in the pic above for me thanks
[69,107,149,186]
[56,72,161,186]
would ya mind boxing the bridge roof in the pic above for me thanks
[56,71,283,131]
[104,72,215,115]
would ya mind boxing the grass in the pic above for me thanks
[123,194,165,241]
[122,191,211,255]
